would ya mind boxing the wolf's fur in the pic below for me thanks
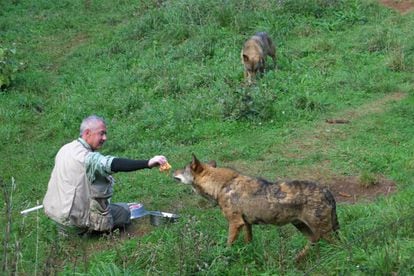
[241,32,276,84]
[173,155,339,261]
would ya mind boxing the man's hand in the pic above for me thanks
[148,155,168,168]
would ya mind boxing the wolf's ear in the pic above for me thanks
[191,154,203,173]
[243,54,249,62]
[191,154,198,164]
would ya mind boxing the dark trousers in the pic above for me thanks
[110,202,131,228]
[57,202,131,236]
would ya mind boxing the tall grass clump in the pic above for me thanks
[1,177,23,275]
[0,44,22,90]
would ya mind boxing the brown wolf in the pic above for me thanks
[173,155,339,261]
[241,32,276,84]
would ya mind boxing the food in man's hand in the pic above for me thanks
[159,162,172,172]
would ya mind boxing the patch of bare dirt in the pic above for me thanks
[380,0,414,14]
[340,92,407,120]
[271,163,398,204]
[322,175,397,204]
[274,164,398,204]
[45,32,89,71]
[123,216,155,238]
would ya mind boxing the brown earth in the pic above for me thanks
[380,0,414,14]
[322,175,396,204]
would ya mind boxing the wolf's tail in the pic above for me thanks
[331,201,340,232]
[323,188,340,232]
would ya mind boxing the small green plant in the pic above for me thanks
[387,46,406,72]
[1,177,19,274]
[0,45,21,90]
[221,86,276,121]
[359,172,378,188]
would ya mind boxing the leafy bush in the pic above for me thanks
[280,0,341,18]
[0,44,21,90]
[359,171,379,188]
[221,85,276,121]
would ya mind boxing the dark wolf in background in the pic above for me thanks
[241,32,276,84]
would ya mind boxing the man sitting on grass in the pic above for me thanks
[43,115,168,235]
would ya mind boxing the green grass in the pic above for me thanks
[1,0,414,274]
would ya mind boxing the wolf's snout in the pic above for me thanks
[172,171,182,182]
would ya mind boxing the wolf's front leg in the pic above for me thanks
[227,222,244,245]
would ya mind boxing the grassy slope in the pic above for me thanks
[1,0,413,274]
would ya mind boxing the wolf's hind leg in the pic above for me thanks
[322,230,340,244]
[295,242,311,262]
[292,220,320,262]
[291,220,313,239]
[295,241,320,263]
[243,223,252,243]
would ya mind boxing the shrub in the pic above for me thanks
[0,44,21,90]
[221,85,276,122]
[387,46,406,72]
[359,171,379,188]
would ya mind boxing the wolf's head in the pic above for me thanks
[243,54,265,83]
[173,154,216,185]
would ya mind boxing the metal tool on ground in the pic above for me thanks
[128,203,179,226]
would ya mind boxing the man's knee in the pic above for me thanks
[110,203,131,228]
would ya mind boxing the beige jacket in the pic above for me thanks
[43,139,114,231]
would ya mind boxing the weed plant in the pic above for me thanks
[1,0,414,274]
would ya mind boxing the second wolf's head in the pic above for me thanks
[241,32,276,84]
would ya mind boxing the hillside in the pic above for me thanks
[1,0,413,274]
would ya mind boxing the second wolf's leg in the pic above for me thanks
[266,40,277,70]
[259,58,265,74]
[245,71,253,85]
[271,55,277,70]
[243,223,252,243]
